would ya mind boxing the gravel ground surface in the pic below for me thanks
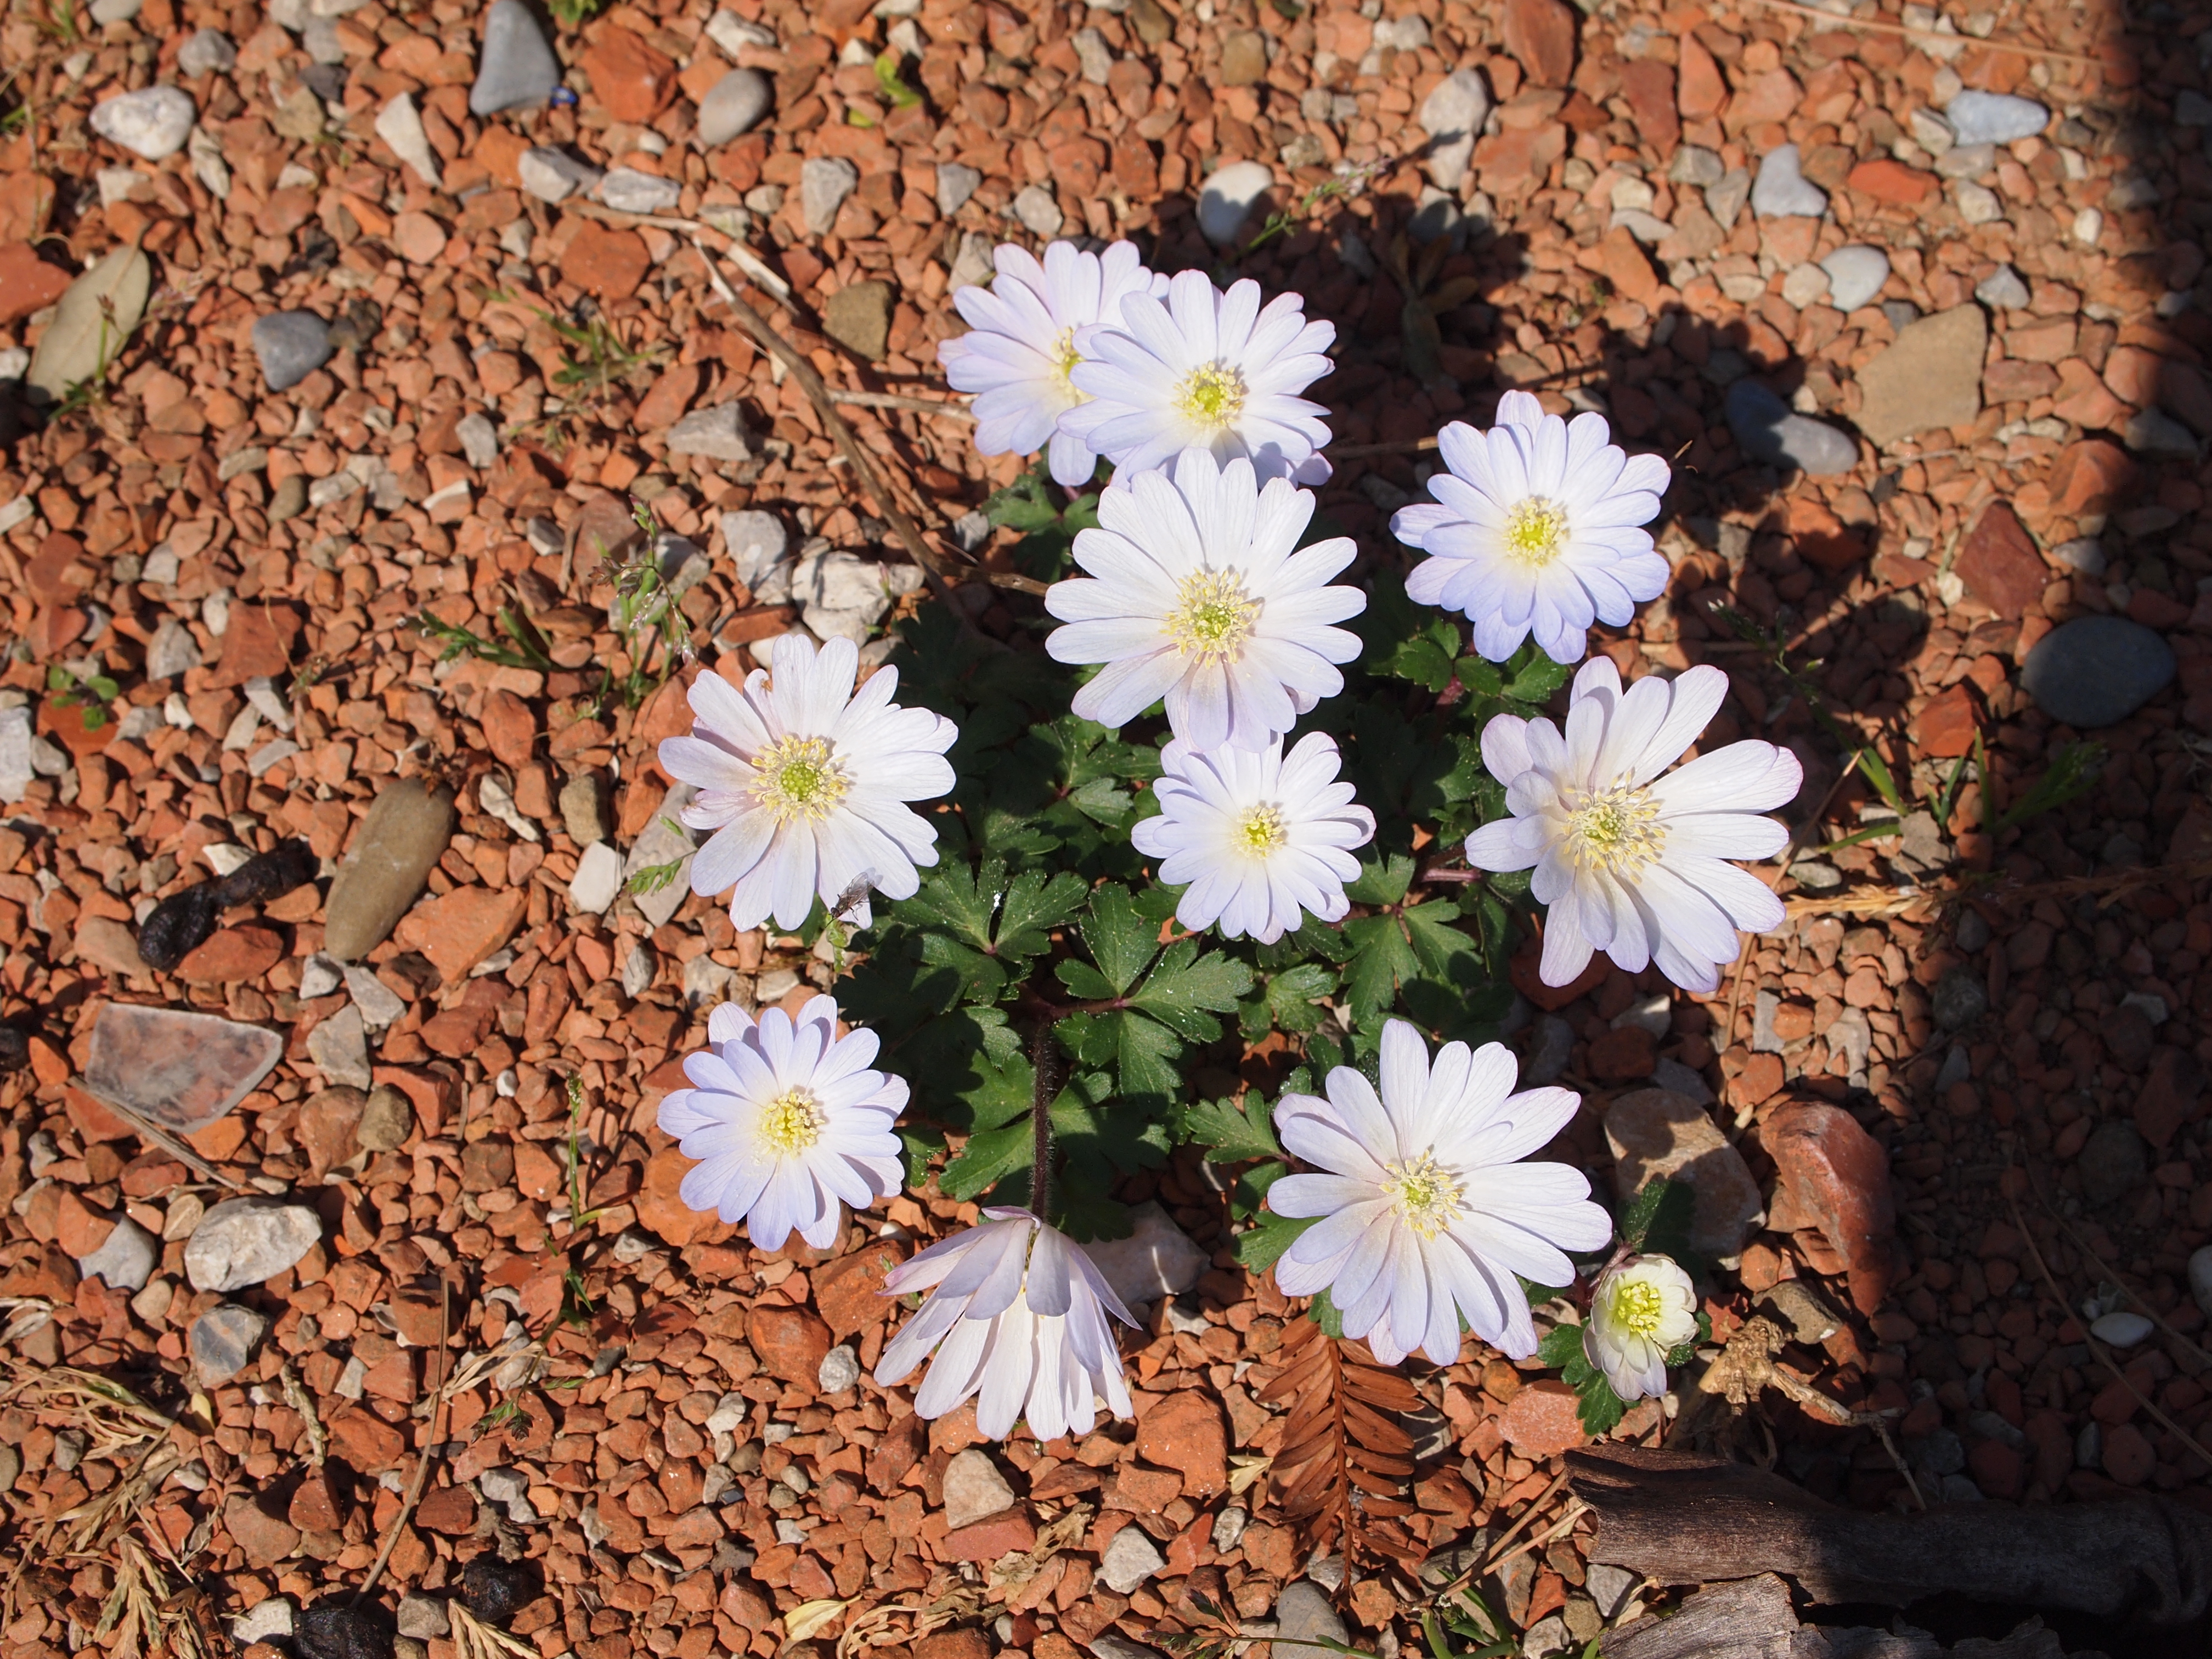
[1,0,2209,1655]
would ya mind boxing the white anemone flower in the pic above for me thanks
[874,1209,1137,1443]
[1390,390,1671,664]
[1130,733,1375,943]
[658,632,958,933]
[1268,1019,1612,1364]
[1583,1254,1700,1402]
[1466,657,1801,994]
[1059,268,1336,486]
[938,240,1166,487]
[1043,448,1364,751]
[657,995,905,1251]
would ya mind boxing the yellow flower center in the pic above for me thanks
[1167,569,1259,662]
[1052,327,1084,393]
[1381,1152,1464,1240]
[1606,1277,1667,1340]
[1503,496,1571,567]
[757,1087,826,1155]
[1177,362,1246,431]
[1563,782,1664,876]
[752,734,849,823]
[1237,805,1286,856]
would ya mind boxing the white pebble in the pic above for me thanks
[2089,1310,2154,1348]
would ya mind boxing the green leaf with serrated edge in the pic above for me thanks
[1081,882,1159,994]
[1504,640,1572,704]
[1456,657,1504,698]
[1057,1188,1133,1243]
[1343,912,1420,1022]
[899,1127,941,1189]
[1311,1284,1346,1338]
[1238,1208,1319,1271]
[916,930,1006,1005]
[1128,939,1253,1039]
[1181,1094,1284,1163]
[1265,961,1339,1033]
[1232,1160,1284,1219]
[901,857,1005,950]
[995,867,1087,960]
[1344,852,1416,907]
[1054,959,1118,1001]
[1617,1177,1697,1259]
[940,1122,1031,1199]
[1570,1368,1628,1437]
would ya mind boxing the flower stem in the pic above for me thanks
[1030,1018,1056,1223]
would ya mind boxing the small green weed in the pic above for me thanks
[415,606,556,672]
[46,664,119,732]
[541,308,665,404]
[592,498,693,713]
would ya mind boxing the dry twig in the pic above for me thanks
[355,1280,448,1604]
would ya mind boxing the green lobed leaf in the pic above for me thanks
[1180,1094,1284,1163]
[1080,882,1160,994]
[1237,1208,1319,1272]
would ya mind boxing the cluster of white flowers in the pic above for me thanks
[654,230,1804,1446]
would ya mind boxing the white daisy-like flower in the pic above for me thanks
[1042,448,1364,751]
[657,632,958,933]
[1059,268,1336,486]
[657,994,905,1251]
[874,1208,1137,1443]
[1466,657,1801,994]
[938,240,1166,488]
[1583,1254,1700,1402]
[1390,390,1672,664]
[1130,733,1375,943]
[1268,1019,1612,1364]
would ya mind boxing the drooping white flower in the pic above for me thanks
[938,240,1166,488]
[874,1209,1137,1443]
[1390,390,1671,664]
[1268,1019,1612,1364]
[1059,268,1336,486]
[1043,448,1364,751]
[1130,733,1375,943]
[1466,657,1801,994]
[657,994,905,1251]
[1583,1254,1700,1402]
[658,632,958,933]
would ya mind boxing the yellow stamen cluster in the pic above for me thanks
[757,1087,827,1155]
[1177,362,1247,431]
[1503,496,1571,567]
[1381,1152,1465,1239]
[1237,805,1287,856]
[1561,782,1664,876]
[1167,570,1260,663]
[752,734,849,823]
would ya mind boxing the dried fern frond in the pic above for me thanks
[1255,1317,1427,1572]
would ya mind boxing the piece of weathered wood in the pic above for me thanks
[1570,1444,2212,1629]
[1601,1576,2088,1659]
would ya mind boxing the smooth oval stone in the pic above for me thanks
[89,86,196,160]
[2021,615,2176,728]
[1751,143,1827,217]
[1945,89,2049,145]
[252,311,332,392]
[324,778,457,961]
[1198,159,1276,246]
[596,167,681,214]
[1724,380,1860,476]
[2089,1309,2154,1348]
[470,0,561,116]
[1819,245,1890,313]
[697,67,771,146]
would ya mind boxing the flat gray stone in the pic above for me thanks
[1819,245,1889,312]
[324,778,456,961]
[1668,145,1725,188]
[178,28,237,75]
[2021,616,2175,729]
[1751,144,1827,217]
[306,1001,371,1090]
[146,615,203,678]
[1081,1200,1205,1307]
[1012,184,1063,236]
[90,87,196,161]
[1418,67,1491,191]
[343,963,407,1031]
[396,1594,449,1639]
[1705,167,1751,230]
[186,1199,323,1292]
[1854,304,1985,447]
[230,1597,295,1644]
[560,771,611,844]
[1071,26,1113,84]
[597,167,680,215]
[667,402,755,462]
[936,161,981,217]
[77,1216,158,1292]
[252,311,332,392]
[568,840,624,915]
[518,146,601,204]
[456,411,498,468]
[1976,263,2030,309]
[1099,1525,1166,1594]
[1276,1582,1350,1649]
[190,1303,269,1383]
[1725,380,1858,476]
[375,93,442,189]
[1945,89,2049,144]
[83,1003,283,1136]
[817,1344,860,1394]
[1605,1089,1764,1256]
[800,156,858,235]
[471,0,561,115]
[941,1449,1016,1530]
[697,67,771,146]
[2127,407,2202,459]
[1197,160,1274,246]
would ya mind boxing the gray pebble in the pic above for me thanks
[1704,167,1751,230]
[1275,1582,1350,1648]
[667,403,756,462]
[1975,263,2030,309]
[1668,145,1725,188]
[1197,160,1274,246]
[1819,245,1889,312]
[90,87,196,161]
[1071,26,1113,85]
[146,615,203,679]
[936,161,981,217]
[189,1304,269,1384]
[252,311,332,392]
[185,1199,323,1292]
[77,1217,159,1293]
[801,156,859,234]
[817,1344,860,1394]
[596,167,681,215]
[721,508,790,591]
[1944,89,2049,145]
[397,1594,450,1640]
[2078,1120,2147,1206]
[1724,380,1859,476]
[470,0,561,116]
[456,411,499,469]
[178,28,238,76]
[2128,408,2202,459]
[1417,67,1491,192]
[1012,184,1064,237]
[1522,1013,1575,1085]
[518,146,602,205]
[2021,616,2175,729]
[1751,144,1827,217]
[1931,967,1988,1032]
[697,68,772,146]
